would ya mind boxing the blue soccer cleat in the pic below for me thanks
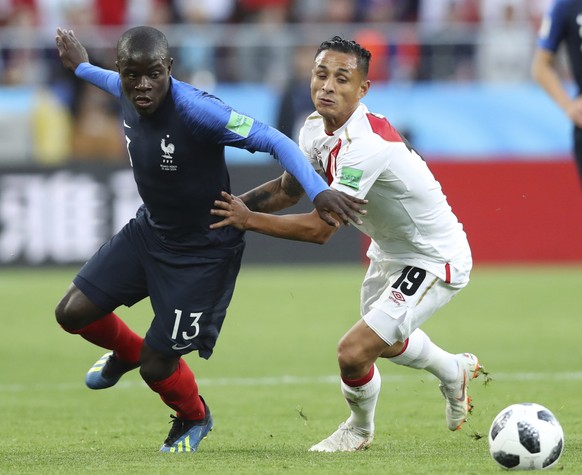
[160,399,213,453]
[85,351,140,390]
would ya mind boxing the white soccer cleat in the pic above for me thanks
[308,422,374,452]
[439,353,482,431]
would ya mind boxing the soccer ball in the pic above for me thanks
[488,403,564,470]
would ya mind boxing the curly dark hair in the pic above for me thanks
[117,26,171,64]
[315,36,371,76]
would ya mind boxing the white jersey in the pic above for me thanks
[299,103,472,286]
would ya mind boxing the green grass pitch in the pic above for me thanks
[1,265,581,473]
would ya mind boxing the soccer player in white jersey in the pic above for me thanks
[211,36,484,452]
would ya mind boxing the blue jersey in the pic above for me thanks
[539,0,582,93]
[75,63,328,252]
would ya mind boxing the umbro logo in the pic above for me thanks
[391,290,405,302]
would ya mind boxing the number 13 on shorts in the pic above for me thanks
[171,309,203,341]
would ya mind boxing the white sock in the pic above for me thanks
[341,364,381,433]
[387,329,458,383]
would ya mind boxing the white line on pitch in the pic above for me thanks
[1,372,582,393]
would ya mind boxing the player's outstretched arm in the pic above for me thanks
[263,131,367,226]
[55,28,89,71]
[240,171,367,227]
[210,192,337,244]
[240,172,304,213]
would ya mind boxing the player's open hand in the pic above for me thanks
[313,189,367,227]
[210,191,251,230]
[55,28,89,72]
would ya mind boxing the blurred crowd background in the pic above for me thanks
[3,0,582,267]
[0,0,561,164]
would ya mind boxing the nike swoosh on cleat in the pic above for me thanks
[454,374,467,402]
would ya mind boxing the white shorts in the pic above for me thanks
[361,260,467,345]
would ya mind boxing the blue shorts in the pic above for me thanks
[74,214,244,359]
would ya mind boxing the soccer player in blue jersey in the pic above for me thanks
[54,26,365,453]
[533,0,582,184]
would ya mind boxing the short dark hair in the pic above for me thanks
[117,26,170,63]
[315,36,371,77]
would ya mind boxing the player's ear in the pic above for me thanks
[359,79,370,99]
[167,57,173,74]
[115,60,120,73]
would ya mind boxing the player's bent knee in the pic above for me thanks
[139,344,180,384]
[55,284,105,331]
[337,339,368,375]
[55,294,78,330]
[54,297,68,326]
[139,364,159,384]
[139,359,179,384]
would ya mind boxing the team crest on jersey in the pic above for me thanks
[160,135,177,171]
[338,166,363,190]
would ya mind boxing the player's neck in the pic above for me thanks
[323,105,358,134]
